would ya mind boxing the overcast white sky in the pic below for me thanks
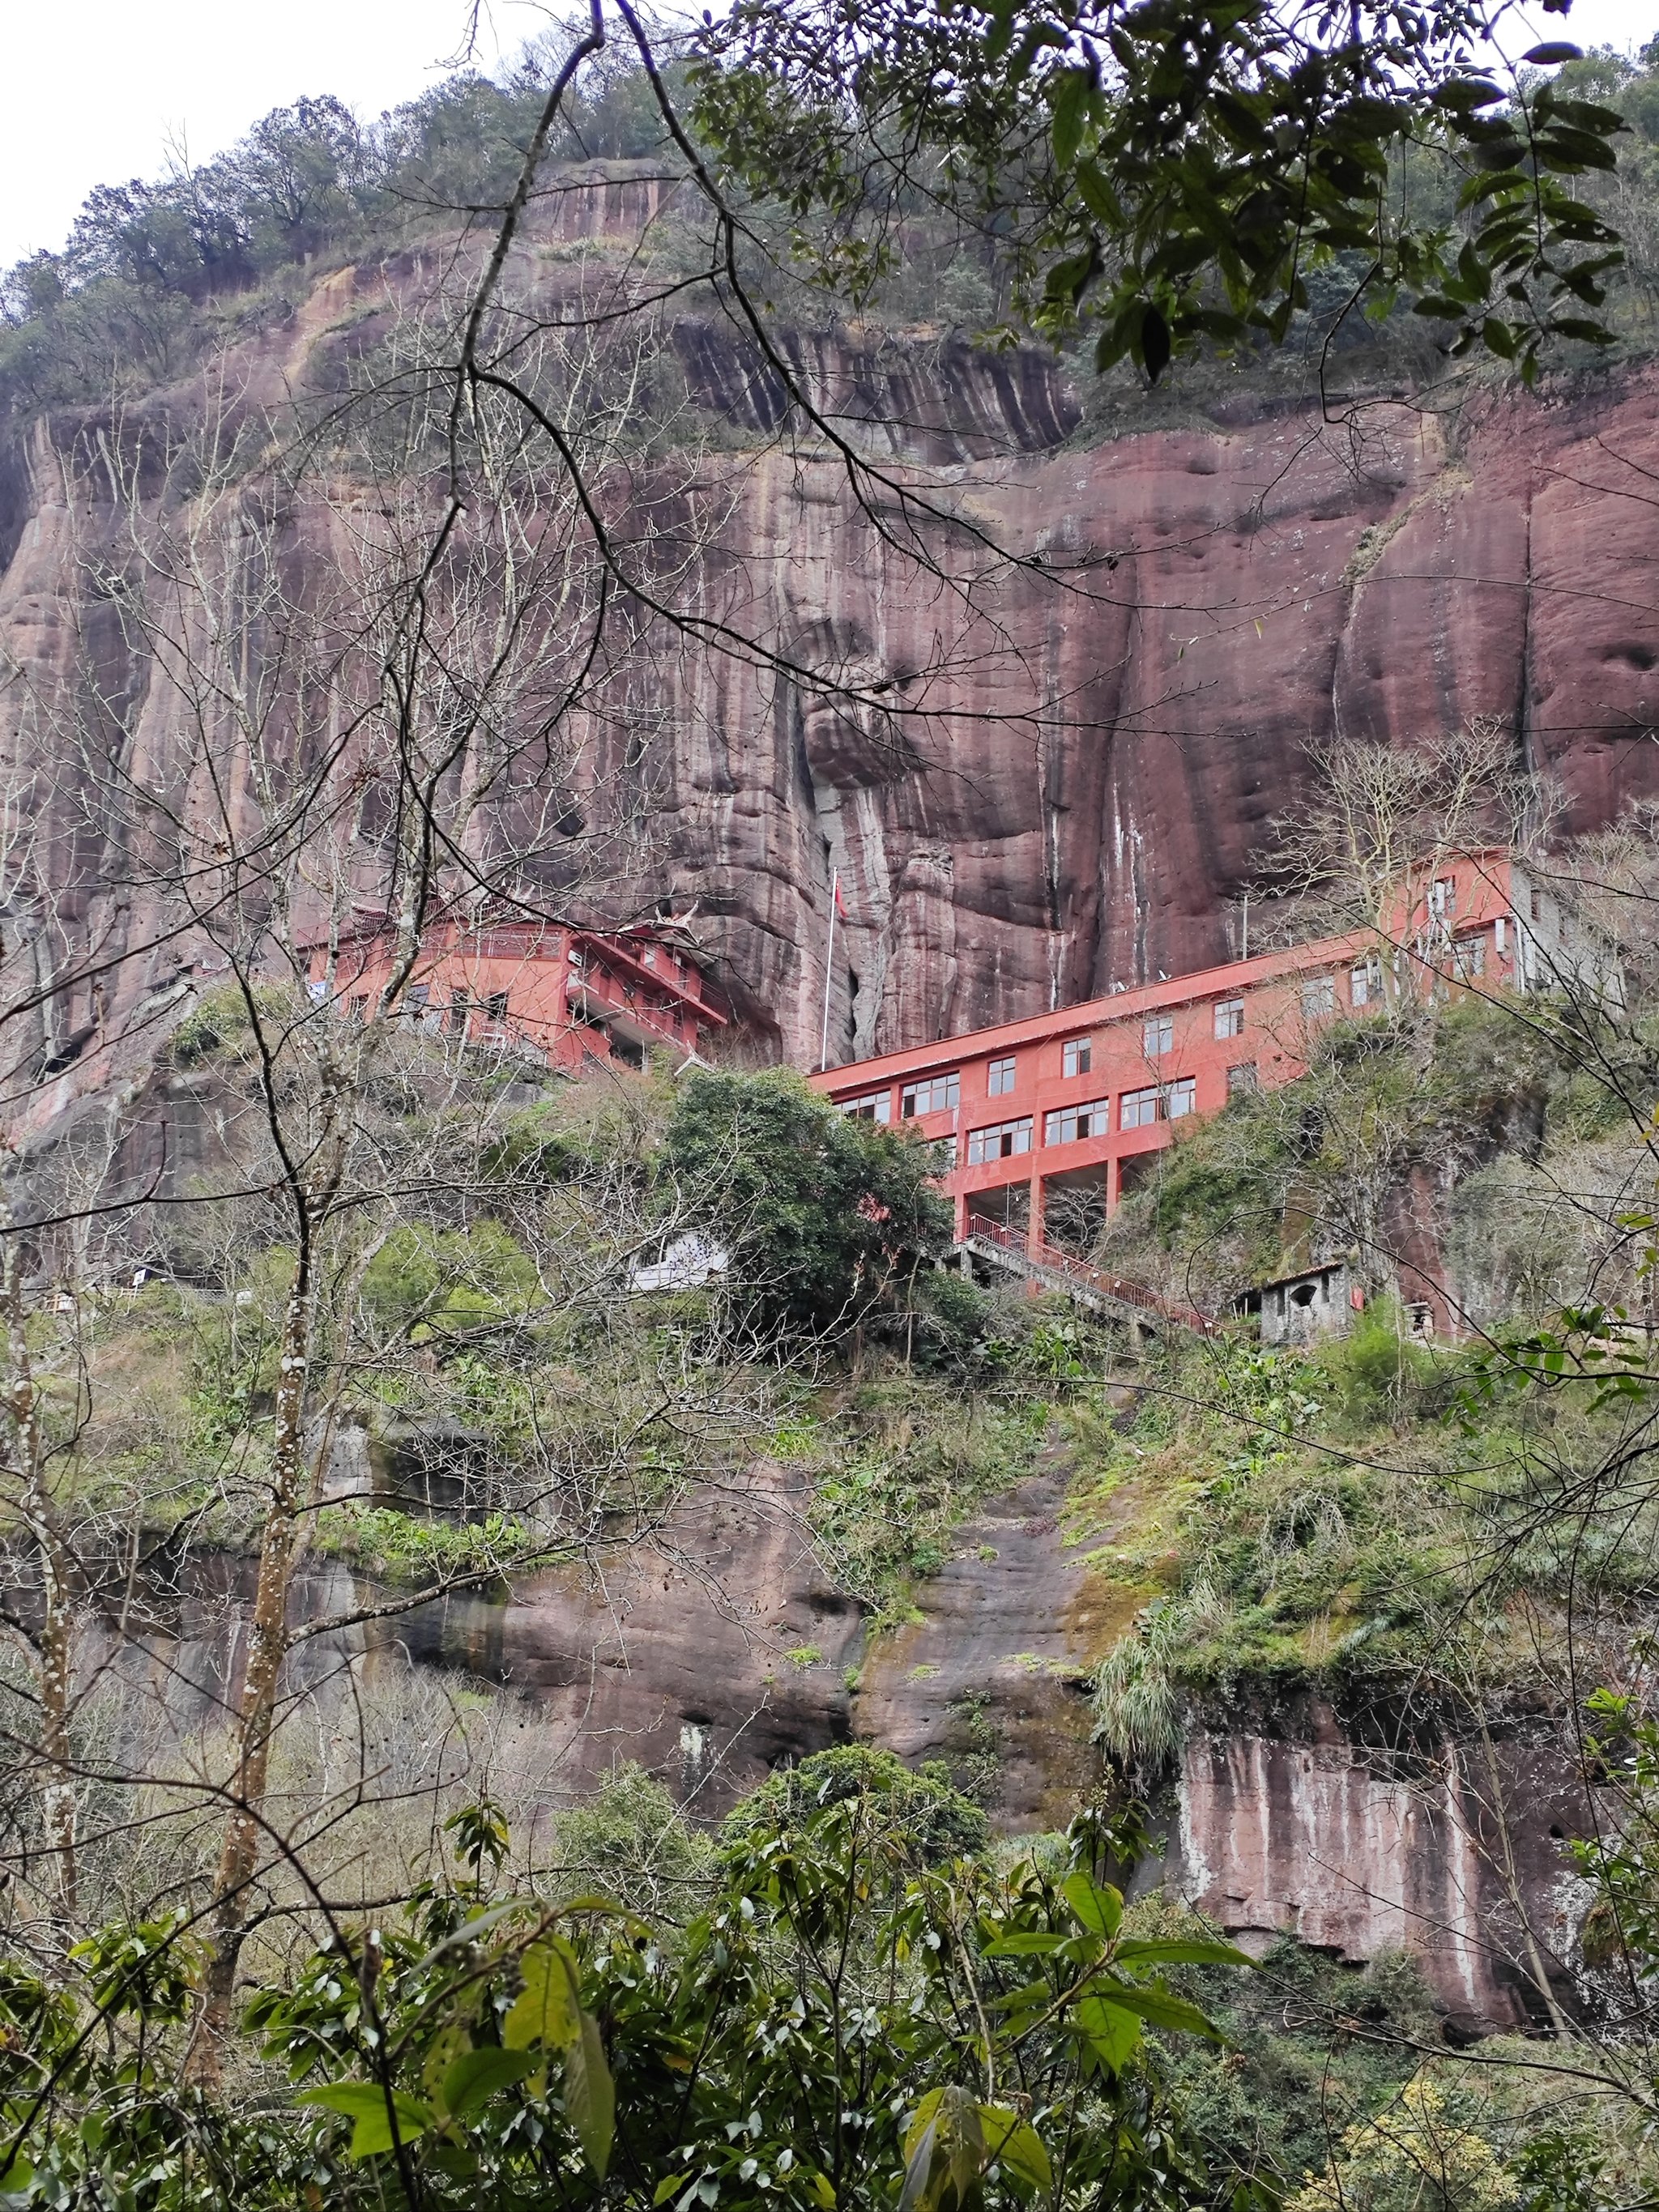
[0,1,539,268]
[2,0,1657,271]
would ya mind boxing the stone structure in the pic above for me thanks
[1244,1259,1358,1346]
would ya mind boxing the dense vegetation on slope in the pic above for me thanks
[7,884,1659,2207]
[6,23,1659,2187]
[0,53,687,416]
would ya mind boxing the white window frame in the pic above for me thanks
[1350,956,1382,1008]
[1044,1099,1111,1146]
[1452,933,1486,978]
[1122,1080,1196,1129]
[839,1089,892,1123]
[987,1055,1017,1097]
[1213,998,1243,1040]
[902,1071,961,1118]
[1143,1014,1174,1057]
[966,1117,1034,1165]
[1301,975,1335,1019]
[1062,1036,1093,1078]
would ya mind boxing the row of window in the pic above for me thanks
[960,1076,1220,1161]
[885,997,1250,1117]
[850,1060,1262,1148]
[841,931,1496,1130]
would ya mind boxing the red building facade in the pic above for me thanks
[808,855,1585,1243]
[306,914,727,1072]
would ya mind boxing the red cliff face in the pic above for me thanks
[3,199,1658,1102]
[650,374,1659,1068]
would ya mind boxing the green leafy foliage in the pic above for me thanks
[359,1220,539,1344]
[718,1744,992,1861]
[237,1784,1240,2212]
[692,0,1629,384]
[783,1374,1050,1614]
[661,1068,953,1334]
[0,54,693,415]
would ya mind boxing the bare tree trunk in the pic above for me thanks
[187,1252,314,2083]
[1,1215,77,1930]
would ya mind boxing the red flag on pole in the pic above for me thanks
[834,876,848,918]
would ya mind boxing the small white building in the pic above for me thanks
[629,1233,730,1294]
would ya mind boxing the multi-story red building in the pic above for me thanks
[808,854,1599,1244]
[306,912,727,1072]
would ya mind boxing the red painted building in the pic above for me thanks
[808,854,1599,1243]
[306,913,727,1071]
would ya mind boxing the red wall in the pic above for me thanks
[809,857,1521,1240]
[305,922,721,1070]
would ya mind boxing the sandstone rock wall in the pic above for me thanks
[5,201,1659,1102]
[1162,1707,1592,2035]
[99,1450,1593,2031]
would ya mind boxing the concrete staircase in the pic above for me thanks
[958,1215,1215,1336]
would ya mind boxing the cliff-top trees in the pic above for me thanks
[689,0,1629,386]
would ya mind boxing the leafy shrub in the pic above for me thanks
[359,1221,538,1342]
[719,1745,990,1863]
[1289,2074,1517,2212]
[168,979,301,1066]
[906,1266,994,1370]
[1312,1304,1435,1428]
[660,1068,952,1335]
[552,1764,715,1918]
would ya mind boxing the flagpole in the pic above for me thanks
[820,868,838,1072]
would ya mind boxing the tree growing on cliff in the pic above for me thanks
[660,1068,953,1335]
[687,0,1629,388]
[0,269,768,2064]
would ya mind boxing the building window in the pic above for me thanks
[485,991,509,1022]
[966,1117,1033,1164]
[935,1135,958,1170]
[987,1055,1017,1097]
[902,1072,960,1118]
[1143,1014,1174,1056]
[1045,1099,1111,1145]
[840,1089,892,1123]
[1301,975,1335,1019]
[1213,998,1243,1040]
[1431,875,1457,918]
[1350,956,1382,1008]
[403,983,429,1017]
[1227,1062,1258,1097]
[1063,1036,1093,1078]
[348,995,368,1024]
[1453,934,1486,978]
[1122,1080,1196,1129]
